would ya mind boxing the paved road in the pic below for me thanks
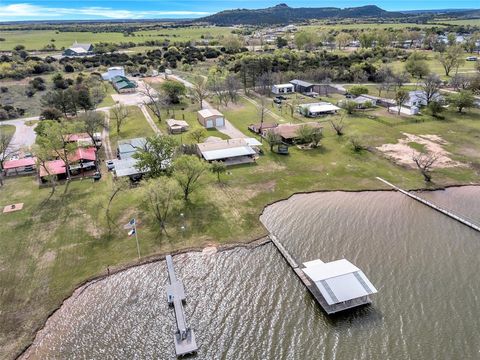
[1,117,39,151]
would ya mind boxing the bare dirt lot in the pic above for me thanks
[376,133,464,169]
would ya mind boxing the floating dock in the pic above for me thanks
[269,235,374,314]
[166,255,198,357]
[376,177,480,233]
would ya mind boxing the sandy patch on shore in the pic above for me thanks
[376,133,463,169]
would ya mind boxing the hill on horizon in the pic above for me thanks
[197,3,406,25]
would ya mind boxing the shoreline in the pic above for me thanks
[15,183,480,359]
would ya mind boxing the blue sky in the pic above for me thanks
[0,1,478,21]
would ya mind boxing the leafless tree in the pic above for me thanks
[412,152,438,182]
[225,75,240,104]
[330,118,345,136]
[395,89,409,115]
[190,77,208,109]
[350,136,367,152]
[450,74,471,91]
[140,84,164,122]
[0,129,16,172]
[393,71,410,91]
[110,103,130,134]
[258,96,267,131]
[421,74,442,104]
[258,72,273,95]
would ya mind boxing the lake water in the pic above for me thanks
[22,187,480,360]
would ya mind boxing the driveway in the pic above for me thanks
[1,117,38,151]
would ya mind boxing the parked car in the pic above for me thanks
[106,159,115,171]
[466,56,478,61]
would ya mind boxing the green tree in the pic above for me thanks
[188,128,207,143]
[160,80,186,104]
[264,131,282,152]
[394,89,409,115]
[173,155,208,201]
[427,100,445,118]
[437,45,465,77]
[349,85,369,97]
[210,161,226,183]
[405,52,430,79]
[448,90,475,113]
[294,31,318,51]
[276,37,288,49]
[133,135,178,177]
[142,177,182,235]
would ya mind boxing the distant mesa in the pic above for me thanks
[197,3,405,25]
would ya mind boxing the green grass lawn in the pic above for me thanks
[97,83,116,108]
[0,124,15,137]
[1,96,480,358]
[109,105,155,148]
[0,26,232,51]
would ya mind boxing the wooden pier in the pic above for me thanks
[376,177,480,233]
[166,255,198,357]
[269,235,369,314]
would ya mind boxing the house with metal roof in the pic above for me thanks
[117,138,147,160]
[196,138,261,166]
[63,42,94,56]
[166,119,189,134]
[298,102,340,117]
[302,258,377,314]
[290,79,315,94]
[102,66,125,81]
[111,75,137,93]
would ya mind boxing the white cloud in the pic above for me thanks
[0,3,210,20]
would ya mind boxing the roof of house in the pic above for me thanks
[114,81,136,90]
[68,47,88,54]
[303,103,340,113]
[166,119,189,128]
[3,157,36,170]
[249,123,278,133]
[198,109,223,118]
[65,133,92,142]
[290,79,314,88]
[273,83,295,88]
[69,147,96,162]
[118,138,147,158]
[352,96,375,104]
[197,138,258,161]
[302,259,377,305]
[270,122,322,139]
[71,43,93,51]
[39,160,66,177]
[112,158,146,177]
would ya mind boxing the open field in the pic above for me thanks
[1,95,480,358]
[301,22,447,32]
[0,26,233,51]
[431,19,480,26]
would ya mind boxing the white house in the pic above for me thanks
[405,91,443,108]
[298,102,340,117]
[102,66,126,81]
[272,83,295,95]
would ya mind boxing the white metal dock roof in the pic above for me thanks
[302,259,377,305]
[307,104,340,113]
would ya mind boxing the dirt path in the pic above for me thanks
[241,93,287,123]
[100,109,113,160]
[138,104,161,135]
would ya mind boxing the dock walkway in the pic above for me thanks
[376,177,480,233]
[166,255,198,357]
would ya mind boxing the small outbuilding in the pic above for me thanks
[272,84,295,95]
[111,75,136,93]
[197,109,225,129]
[266,122,323,143]
[166,119,189,134]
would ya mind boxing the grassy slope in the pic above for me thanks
[1,99,480,358]
[0,27,232,51]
